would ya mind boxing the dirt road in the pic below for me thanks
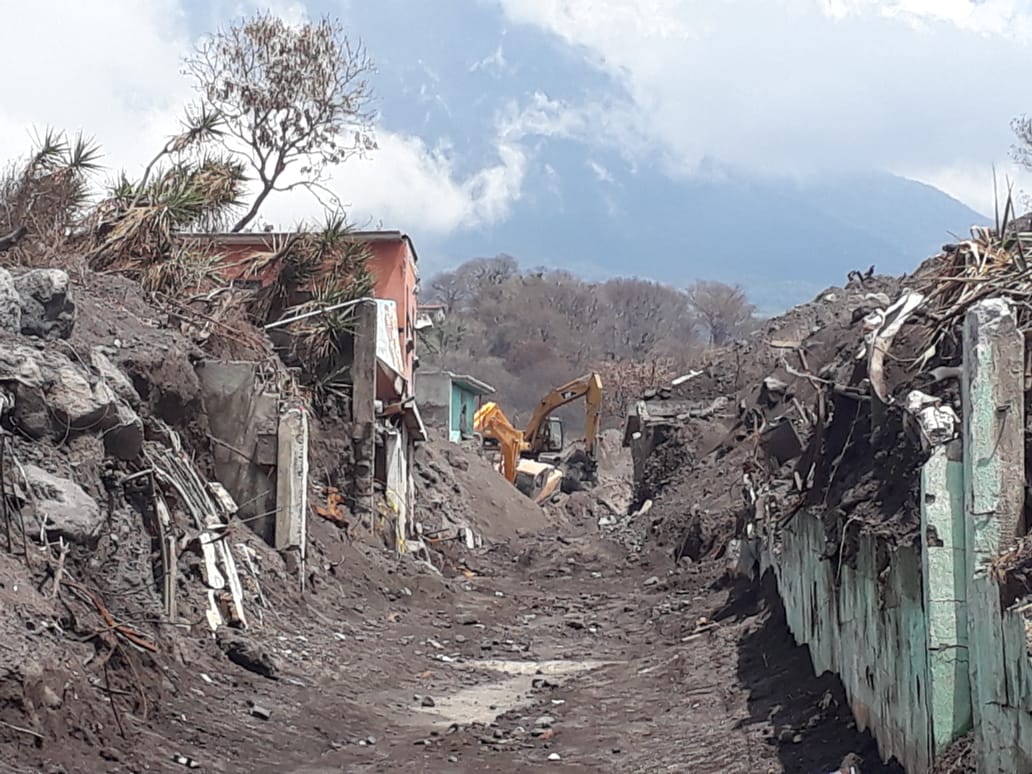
[1,436,901,774]
[43,523,894,774]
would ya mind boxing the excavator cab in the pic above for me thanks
[540,416,565,454]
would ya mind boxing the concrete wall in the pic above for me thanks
[415,371,452,440]
[762,514,933,772]
[760,298,1032,773]
[197,362,278,543]
[366,238,418,385]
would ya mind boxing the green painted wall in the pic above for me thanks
[762,514,932,773]
[921,446,972,757]
[449,383,478,442]
[756,299,1032,773]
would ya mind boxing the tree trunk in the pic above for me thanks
[231,183,275,233]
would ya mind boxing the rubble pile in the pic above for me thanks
[0,264,435,770]
[413,439,549,559]
[627,222,1032,584]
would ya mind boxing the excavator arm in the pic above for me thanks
[524,373,603,456]
[473,402,525,484]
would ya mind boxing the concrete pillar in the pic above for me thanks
[275,406,309,560]
[352,300,377,524]
[961,297,1025,739]
[962,297,1025,556]
[920,443,971,757]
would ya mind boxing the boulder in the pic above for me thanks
[90,348,140,408]
[20,465,102,544]
[0,268,21,334]
[101,402,145,460]
[15,269,75,339]
[46,365,119,430]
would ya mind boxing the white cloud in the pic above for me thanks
[0,0,530,242]
[823,0,1032,38]
[494,0,1032,211]
[261,131,527,235]
[469,44,510,75]
[587,160,614,183]
[0,0,190,176]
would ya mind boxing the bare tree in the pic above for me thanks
[685,280,755,346]
[185,12,376,232]
[1013,115,1032,172]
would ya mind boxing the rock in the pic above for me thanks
[102,402,145,460]
[215,628,279,680]
[90,348,140,408]
[15,269,75,339]
[644,575,660,587]
[0,268,21,334]
[534,715,555,727]
[548,753,561,761]
[20,464,102,544]
[250,705,271,720]
[41,685,63,709]
[11,382,49,439]
[47,365,118,430]
[421,695,436,707]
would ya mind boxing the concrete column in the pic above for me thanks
[920,443,971,757]
[961,297,1025,739]
[351,300,377,524]
[275,406,309,560]
[962,297,1025,556]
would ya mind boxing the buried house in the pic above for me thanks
[415,370,495,442]
[190,229,428,557]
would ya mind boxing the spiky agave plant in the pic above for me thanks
[89,156,246,293]
[0,128,102,262]
[272,217,375,404]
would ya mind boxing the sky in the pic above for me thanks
[0,0,1030,273]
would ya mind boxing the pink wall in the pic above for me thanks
[365,238,418,389]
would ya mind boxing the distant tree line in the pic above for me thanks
[420,255,756,425]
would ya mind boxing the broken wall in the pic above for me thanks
[762,516,932,772]
[760,298,1032,773]
[414,371,452,438]
[197,362,279,542]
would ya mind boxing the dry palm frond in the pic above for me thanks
[87,156,245,295]
[250,212,373,324]
[915,185,1032,367]
[141,244,224,295]
[0,128,102,264]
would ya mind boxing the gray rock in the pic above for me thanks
[90,348,140,408]
[0,268,21,334]
[102,402,144,460]
[15,269,75,339]
[250,705,271,720]
[535,715,555,727]
[47,365,118,430]
[644,575,660,587]
[20,464,102,544]
[215,628,279,680]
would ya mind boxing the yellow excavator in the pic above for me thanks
[473,373,603,504]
